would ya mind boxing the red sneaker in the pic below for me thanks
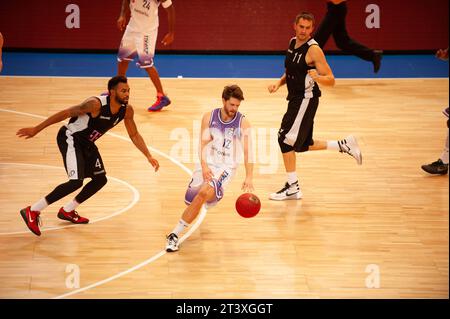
[57,207,89,224]
[148,95,171,111]
[20,206,41,236]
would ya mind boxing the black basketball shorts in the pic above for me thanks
[278,96,319,153]
[57,126,106,180]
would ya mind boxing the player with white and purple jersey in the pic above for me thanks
[185,107,245,207]
[165,85,254,252]
[116,0,175,111]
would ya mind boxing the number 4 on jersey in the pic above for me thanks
[95,159,102,169]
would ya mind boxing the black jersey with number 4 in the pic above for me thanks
[285,37,322,100]
[65,95,127,146]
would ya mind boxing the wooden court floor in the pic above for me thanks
[0,76,448,298]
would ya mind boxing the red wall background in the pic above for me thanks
[0,0,448,51]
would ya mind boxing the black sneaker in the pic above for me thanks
[421,159,448,175]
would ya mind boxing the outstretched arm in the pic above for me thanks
[16,97,100,139]
[241,117,254,192]
[124,105,160,172]
[161,0,175,46]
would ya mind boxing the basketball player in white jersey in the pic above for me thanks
[117,0,175,111]
[268,12,362,201]
[16,76,160,236]
[165,85,254,252]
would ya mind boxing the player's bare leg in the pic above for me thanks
[117,59,130,76]
[166,183,216,252]
[145,66,164,94]
[146,66,171,111]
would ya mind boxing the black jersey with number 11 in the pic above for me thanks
[285,37,322,100]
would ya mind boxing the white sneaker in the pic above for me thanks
[269,181,302,201]
[338,135,362,165]
[166,233,179,252]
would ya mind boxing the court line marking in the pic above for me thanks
[0,108,207,299]
[54,209,208,299]
[0,163,139,235]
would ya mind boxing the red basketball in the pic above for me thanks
[235,193,261,218]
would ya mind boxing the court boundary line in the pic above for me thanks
[0,108,207,299]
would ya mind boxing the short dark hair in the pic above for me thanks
[295,12,315,25]
[222,85,244,101]
[108,75,128,92]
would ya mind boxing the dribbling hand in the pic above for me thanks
[241,178,254,192]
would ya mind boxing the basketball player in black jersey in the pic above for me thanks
[16,76,160,236]
[268,12,362,201]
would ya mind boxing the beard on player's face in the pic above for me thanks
[115,94,129,105]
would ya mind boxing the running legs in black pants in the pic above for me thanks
[314,1,382,73]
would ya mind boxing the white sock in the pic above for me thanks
[171,219,189,237]
[287,172,298,185]
[63,199,80,212]
[327,140,340,151]
[441,151,449,164]
[31,198,48,212]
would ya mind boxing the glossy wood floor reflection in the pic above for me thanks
[0,76,448,298]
